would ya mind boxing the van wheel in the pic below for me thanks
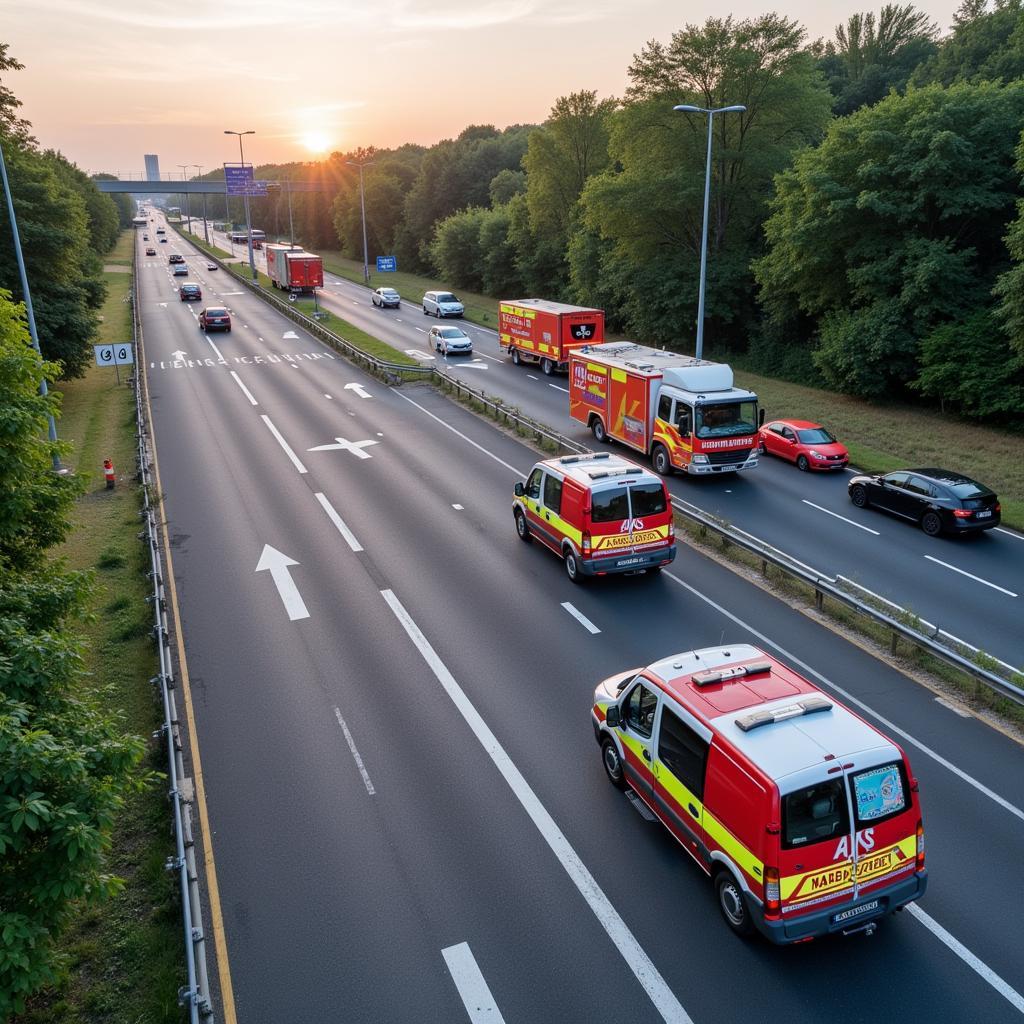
[511,348,521,366]
[515,510,531,543]
[652,444,673,477]
[564,548,584,584]
[921,511,943,537]
[716,872,754,938]
[601,739,625,789]
[541,358,554,376]
[591,418,607,443]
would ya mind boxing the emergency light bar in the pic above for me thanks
[734,697,833,733]
[559,452,610,465]
[691,661,772,687]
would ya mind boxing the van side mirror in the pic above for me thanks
[514,482,525,497]
[605,705,620,728]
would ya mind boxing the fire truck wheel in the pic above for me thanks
[921,511,943,537]
[716,872,754,937]
[591,418,607,443]
[797,455,810,472]
[601,739,625,789]
[564,548,584,584]
[652,445,673,477]
[541,358,554,376]
[850,484,869,508]
[515,510,531,543]
[511,348,521,365]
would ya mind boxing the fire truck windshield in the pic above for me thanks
[695,400,758,440]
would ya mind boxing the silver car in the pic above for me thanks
[372,287,401,308]
[429,325,473,356]
[422,290,464,318]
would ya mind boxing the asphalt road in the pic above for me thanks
[147,215,1024,1023]
[181,219,1024,671]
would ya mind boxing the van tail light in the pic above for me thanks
[668,520,675,540]
[915,820,925,872]
[582,532,592,555]
[764,867,781,916]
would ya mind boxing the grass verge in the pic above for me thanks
[12,257,183,1024]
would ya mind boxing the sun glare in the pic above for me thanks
[300,130,332,154]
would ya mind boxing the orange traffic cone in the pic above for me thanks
[103,458,116,489]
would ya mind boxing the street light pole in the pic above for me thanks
[0,139,64,472]
[673,103,746,362]
[225,130,257,281]
[176,164,188,229]
[347,159,373,284]
[192,164,208,243]
[286,179,296,248]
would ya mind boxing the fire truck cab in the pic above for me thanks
[592,644,927,943]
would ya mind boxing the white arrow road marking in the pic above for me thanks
[255,544,310,621]
[171,349,188,362]
[344,382,372,399]
[442,943,506,1024]
[404,349,436,361]
[283,330,299,340]
[307,437,379,459]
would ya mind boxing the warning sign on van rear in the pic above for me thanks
[786,840,912,904]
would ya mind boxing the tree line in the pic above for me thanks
[244,2,1024,423]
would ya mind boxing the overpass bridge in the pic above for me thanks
[95,179,324,194]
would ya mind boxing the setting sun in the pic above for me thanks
[300,130,332,153]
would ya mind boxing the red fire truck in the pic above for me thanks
[569,342,762,476]
[499,299,604,375]
[265,245,324,294]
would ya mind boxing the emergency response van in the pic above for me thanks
[591,644,927,943]
[569,343,762,476]
[513,452,676,582]
[500,299,605,375]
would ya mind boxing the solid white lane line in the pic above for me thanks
[663,570,1024,824]
[260,415,308,474]
[381,589,692,1024]
[905,904,1024,1014]
[415,327,427,333]
[394,391,524,476]
[995,527,1023,540]
[324,394,332,399]
[561,601,601,634]
[923,555,1018,597]
[229,371,258,406]
[442,943,506,1024]
[547,383,569,393]
[314,492,364,552]
[802,499,880,535]
[935,697,972,718]
[333,707,375,795]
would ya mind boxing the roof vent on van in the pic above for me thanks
[691,661,772,687]
[734,696,833,733]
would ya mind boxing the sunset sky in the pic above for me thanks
[5,0,959,178]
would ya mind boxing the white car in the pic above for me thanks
[206,261,218,271]
[372,287,401,308]
[422,290,464,318]
[429,325,473,356]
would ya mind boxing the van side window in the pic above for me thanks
[657,394,673,422]
[543,474,563,514]
[658,709,709,799]
[591,486,628,523]
[623,683,658,739]
[782,780,849,849]
[525,468,543,500]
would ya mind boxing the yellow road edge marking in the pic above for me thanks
[139,309,238,1023]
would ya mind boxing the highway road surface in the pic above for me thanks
[147,216,1024,1023]
[183,218,1024,672]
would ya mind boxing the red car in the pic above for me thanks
[198,307,231,332]
[758,419,848,472]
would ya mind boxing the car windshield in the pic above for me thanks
[695,400,758,439]
[437,293,458,303]
[797,427,836,445]
[382,290,398,297]
[440,329,466,338]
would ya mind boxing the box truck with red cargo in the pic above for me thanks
[569,342,762,476]
[499,299,604,375]
[265,245,324,295]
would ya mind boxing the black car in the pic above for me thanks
[848,468,1000,536]
[179,282,201,301]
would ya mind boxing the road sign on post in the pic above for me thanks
[376,256,397,272]
[94,342,134,384]
[224,163,254,195]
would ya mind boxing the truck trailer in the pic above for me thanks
[569,342,762,476]
[265,245,324,294]
[499,299,604,375]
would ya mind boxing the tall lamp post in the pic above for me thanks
[673,103,745,362]
[224,130,257,281]
[192,164,209,243]
[347,158,373,284]
[176,163,189,230]
[0,139,64,471]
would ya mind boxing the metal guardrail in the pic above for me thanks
[131,244,214,1020]
[186,229,1024,710]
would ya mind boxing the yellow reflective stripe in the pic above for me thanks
[618,730,649,761]
[592,525,671,551]
[703,809,764,882]
[781,834,917,902]
[611,368,627,383]
[586,362,605,374]
[523,498,583,546]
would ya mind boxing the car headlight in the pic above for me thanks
[810,450,826,460]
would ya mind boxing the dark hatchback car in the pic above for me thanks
[848,468,1000,536]
[198,307,231,332]
[179,282,201,302]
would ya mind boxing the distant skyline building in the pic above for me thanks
[144,154,160,180]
